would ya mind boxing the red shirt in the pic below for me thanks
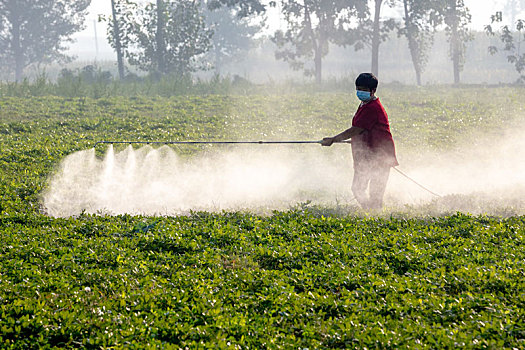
[351,98,398,167]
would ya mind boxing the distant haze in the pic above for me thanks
[69,0,520,61]
[60,0,525,85]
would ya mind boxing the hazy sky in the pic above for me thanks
[83,0,516,27]
[72,0,522,60]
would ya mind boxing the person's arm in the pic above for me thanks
[321,126,364,146]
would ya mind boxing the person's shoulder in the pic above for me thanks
[370,98,387,111]
[371,97,382,105]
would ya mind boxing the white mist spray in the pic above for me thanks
[386,126,525,213]
[43,126,525,217]
[43,144,355,217]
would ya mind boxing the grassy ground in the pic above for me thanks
[1,86,524,347]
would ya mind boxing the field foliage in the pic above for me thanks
[2,211,525,348]
[1,86,525,347]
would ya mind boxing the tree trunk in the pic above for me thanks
[303,1,321,84]
[453,55,460,84]
[371,0,383,76]
[111,0,125,80]
[314,48,322,84]
[414,63,421,86]
[215,43,221,75]
[403,0,422,85]
[450,0,460,84]
[10,10,23,82]
[156,0,166,75]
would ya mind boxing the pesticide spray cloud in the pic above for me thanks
[386,125,525,214]
[43,127,525,217]
[43,144,355,217]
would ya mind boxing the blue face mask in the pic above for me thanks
[356,90,371,101]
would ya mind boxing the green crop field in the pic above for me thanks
[1,86,525,348]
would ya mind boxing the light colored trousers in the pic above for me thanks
[351,159,391,209]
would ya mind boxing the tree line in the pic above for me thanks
[0,0,524,84]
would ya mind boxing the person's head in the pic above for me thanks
[355,73,378,101]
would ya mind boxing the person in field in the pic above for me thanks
[321,73,398,209]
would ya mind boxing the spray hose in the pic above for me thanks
[392,167,442,197]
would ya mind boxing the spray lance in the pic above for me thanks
[93,140,351,147]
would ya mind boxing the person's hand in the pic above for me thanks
[321,137,334,146]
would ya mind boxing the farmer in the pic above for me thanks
[321,73,398,209]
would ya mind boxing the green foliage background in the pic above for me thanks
[1,86,525,347]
